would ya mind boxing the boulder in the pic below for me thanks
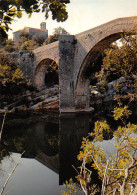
[30,96,59,111]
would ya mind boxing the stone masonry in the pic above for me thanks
[12,16,137,113]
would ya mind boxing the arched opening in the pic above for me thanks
[75,33,124,109]
[34,58,58,88]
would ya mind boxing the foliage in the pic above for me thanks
[4,39,15,52]
[0,55,24,85]
[53,26,70,35]
[32,33,45,45]
[44,33,59,45]
[76,108,137,194]
[14,33,40,50]
[96,35,137,84]
[63,78,137,194]
[19,31,30,39]
[61,178,78,195]
[0,0,70,41]
[0,55,26,94]
[44,27,69,45]
[20,39,38,50]
[113,105,132,121]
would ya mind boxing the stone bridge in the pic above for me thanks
[20,16,137,113]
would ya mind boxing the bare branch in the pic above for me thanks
[0,151,25,195]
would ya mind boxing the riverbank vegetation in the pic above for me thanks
[62,87,137,195]
[94,34,137,96]
[0,26,70,52]
[62,34,137,195]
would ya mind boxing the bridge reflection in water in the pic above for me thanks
[59,113,90,184]
[0,113,102,193]
[1,114,91,178]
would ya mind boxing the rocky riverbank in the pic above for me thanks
[0,85,59,114]
[0,77,137,115]
[90,76,137,114]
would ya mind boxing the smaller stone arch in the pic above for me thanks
[34,58,58,87]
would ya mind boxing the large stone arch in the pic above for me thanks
[59,16,137,112]
[75,33,123,109]
[34,58,58,87]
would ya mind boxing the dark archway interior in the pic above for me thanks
[44,60,59,87]
[86,52,105,85]
[34,58,59,87]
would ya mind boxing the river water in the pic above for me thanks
[0,109,136,195]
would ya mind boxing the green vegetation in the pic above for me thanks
[77,105,137,194]
[1,32,45,51]
[96,35,137,86]
[0,55,27,95]
[62,92,137,194]
[44,26,70,45]
[62,34,137,195]
[53,26,70,35]
[0,55,24,85]
[15,34,39,50]
[0,26,70,52]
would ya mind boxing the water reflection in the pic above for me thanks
[59,113,90,184]
[0,153,64,195]
[0,112,122,194]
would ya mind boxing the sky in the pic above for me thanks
[8,0,137,39]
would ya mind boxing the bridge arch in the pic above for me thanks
[34,58,58,87]
[75,32,124,109]
[59,16,137,112]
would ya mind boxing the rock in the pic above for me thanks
[3,102,8,106]
[0,109,6,113]
[36,85,59,97]
[91,89,102,98]
[107,77,126,90]
[0,84,60,114]
[103,77,126,101]
[27,96,32,101]
[30,96,59,111]
[30,102,43,110]
[26,90,31,96]
[118,77,126,83]
[15,105,27,111]
[121,86,127,93]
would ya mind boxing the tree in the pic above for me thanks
[76,100,137,195]
[14,32,43,50]
[19,31,29,39]
[44,27,70,45]
[44,33,59,45]
[53,26,70,35]
[96,35,137,84]
[0,55,26,94]
[62,97,137,195]
[6,39,15,52]
[21,39,38,50]
[32,33,45,45]
[0,0,70,41]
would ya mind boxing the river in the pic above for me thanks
[0,109,136,195]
